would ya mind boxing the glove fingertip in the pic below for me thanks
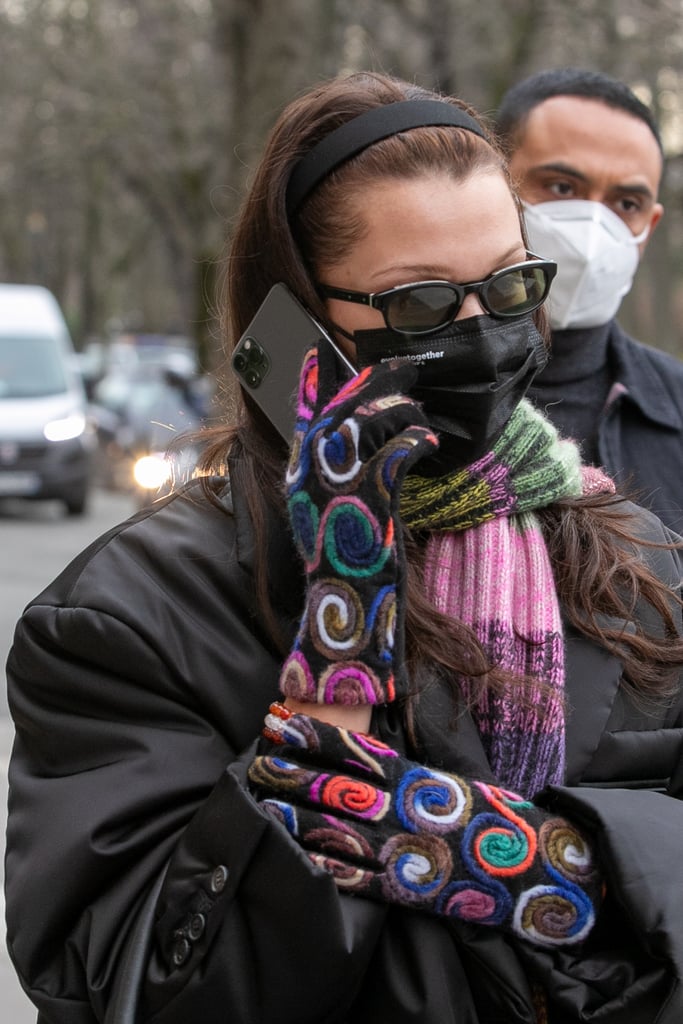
[379,357,419,391]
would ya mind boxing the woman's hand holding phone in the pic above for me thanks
[278,342,438,730]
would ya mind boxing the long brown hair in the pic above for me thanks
[200,71,683,709]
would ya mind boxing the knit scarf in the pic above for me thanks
[400,399,588,798]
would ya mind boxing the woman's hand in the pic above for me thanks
[279,343,438,712]
[250,710,603,950]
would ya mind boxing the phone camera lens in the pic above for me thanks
[245,369,261,388]
[233,352,247,372]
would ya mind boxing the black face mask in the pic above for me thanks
[353,313,548,474]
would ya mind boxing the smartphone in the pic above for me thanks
[231,283,356,441]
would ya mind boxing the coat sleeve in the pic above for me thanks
[4,509,387,1024]
[518,507,683,1023]
[518,784,683,1023]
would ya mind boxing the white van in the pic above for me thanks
[0,284,94,515]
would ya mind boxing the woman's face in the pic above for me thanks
[317,169,527,356]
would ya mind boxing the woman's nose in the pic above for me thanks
[456,293,486,320]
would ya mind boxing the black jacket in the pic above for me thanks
[5,476,683,1024]
[532,320,683,536]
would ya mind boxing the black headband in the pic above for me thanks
[285,99,487,217]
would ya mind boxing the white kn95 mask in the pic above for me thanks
[522,199,649,329]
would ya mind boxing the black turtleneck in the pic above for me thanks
[528,322,613,465]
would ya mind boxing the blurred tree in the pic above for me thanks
[0,0,229,365]
[0,0,682,360]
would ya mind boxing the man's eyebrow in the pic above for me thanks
[612,182,656,201]
[530,161,589,183]
[530,161,655,201]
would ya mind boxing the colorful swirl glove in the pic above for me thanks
[249,712,603,948]
[279,345,438,705]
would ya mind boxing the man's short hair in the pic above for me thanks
[496,67,663,155]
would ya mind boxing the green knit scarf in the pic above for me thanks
[400,399,583,532]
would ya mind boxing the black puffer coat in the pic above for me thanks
[5,474,683,1024]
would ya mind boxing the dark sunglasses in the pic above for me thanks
[317,252,557,336]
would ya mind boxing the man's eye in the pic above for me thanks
[548,181,575,198]
[618,197,642,214]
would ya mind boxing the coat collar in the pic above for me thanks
[607,321,683,431]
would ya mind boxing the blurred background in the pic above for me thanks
[2,0,683,374]
[3,3,683,1017]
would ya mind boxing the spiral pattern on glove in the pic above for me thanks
[380,832,453,903]
[342,729,400,776]
[261,799,299,836]
[513,883,595,946]
[320,365,373,415]
[279,651,316,702]
[283,352,319,490]
[539,818,596,883]
[468,811,536,877]
[318,661,385,704]
[249,755,318,793]
[315,418,362,485]
[297,349,318,420]
[285,429,306,489]
[288,491,320,564]
[395,767,473,834]
[376,433,426,501]
[312,772,390,821]
[323,498,391,577]
[436,876,512,924]
[308,580,364,658]
[304,824,375,889]
[369,585,396,663]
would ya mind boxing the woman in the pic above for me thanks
[5,72,683,1024]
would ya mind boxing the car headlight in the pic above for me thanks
[43,411,87,442]
[133,453,172,490]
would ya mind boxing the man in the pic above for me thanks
[497,67,683,534]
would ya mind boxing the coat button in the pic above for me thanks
[188,913,206,941]
[171,937,191,967]
[210,865,229,894]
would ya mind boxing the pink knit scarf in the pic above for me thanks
[422,463,615,798]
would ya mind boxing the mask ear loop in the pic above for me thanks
[630,221,652,246]
[326,320,356,343]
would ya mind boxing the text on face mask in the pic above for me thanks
[380,350,446,365]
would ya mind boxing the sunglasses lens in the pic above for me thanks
[386,285,460,332]
[484,265,550,317]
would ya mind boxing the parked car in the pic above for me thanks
[0,284,95,515]
[90,353,209,506]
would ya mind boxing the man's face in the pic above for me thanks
[508,95,663,255]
